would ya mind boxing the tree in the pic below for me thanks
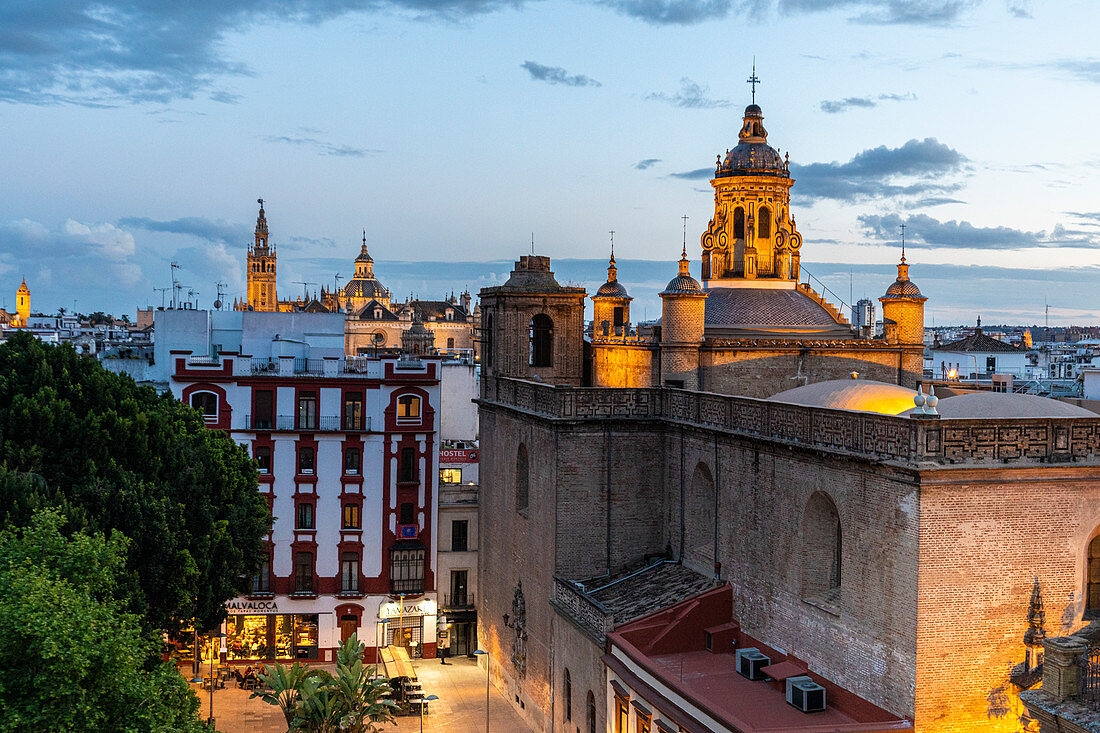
[0,509,209,733]
[0,332,270,633]
[252,636,397,732]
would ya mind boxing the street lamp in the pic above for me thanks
[420,693,439,732]
[206,630,226,727]
[473,649,489,733]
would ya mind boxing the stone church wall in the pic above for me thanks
[590,342,656,388]
[662,428,921,719]
[700,345,923,398]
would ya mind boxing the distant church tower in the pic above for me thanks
[700,103,802,285]
[246,199,278,312]
[659,246,707,390]
[14,278,29,327]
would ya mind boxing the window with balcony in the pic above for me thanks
[397,394,421,424]
[294,551,314,594]
[344,447,361,475]
[251,554,271,594]
[255,446,271,474]
[342,503,361,530]
[451,520,468,552]
[450,569,468,606]
[254,389,274,429]
[341,552,360,593]
[296,502,314,530]
[344,392,364,431]
[298,447,315,475]
[297,391,317,430]
[390,545,425,594]
[190,391,218,419]
[399,447,417,482]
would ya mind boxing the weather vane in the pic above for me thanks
[746,58,760,104]
[609,230,615,258]
[258,197,264,208]
[899,223,907,260]
[681,214,689,256]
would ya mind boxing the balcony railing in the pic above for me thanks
[442,592,475,609]
[243,415,371,432]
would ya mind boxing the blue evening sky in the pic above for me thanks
[2,0,1099,324]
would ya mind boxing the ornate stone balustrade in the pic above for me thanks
[551,576,613,645]
[482,377,1100,465]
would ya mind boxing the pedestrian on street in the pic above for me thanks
[438,629,450,664]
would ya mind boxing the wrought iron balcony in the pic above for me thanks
[243,415,371,432]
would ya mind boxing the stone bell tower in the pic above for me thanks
[246,199,278,312]
[478,255,586,387]
[659,246,707,390]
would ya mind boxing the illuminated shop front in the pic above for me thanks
[378,597,438,660]
[223,600,320,662]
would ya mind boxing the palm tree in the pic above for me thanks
[252,662,317,730]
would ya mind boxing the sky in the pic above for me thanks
[3,0,1100,324]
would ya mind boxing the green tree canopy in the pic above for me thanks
[0,332,270,632]
[0,509,208,733]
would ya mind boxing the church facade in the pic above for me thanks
[475,102,1100,733]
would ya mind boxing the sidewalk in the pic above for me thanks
[189,656,533,733]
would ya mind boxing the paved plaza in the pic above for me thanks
[188,655,533,733]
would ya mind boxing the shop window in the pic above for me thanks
[400,502,415,525]
[516,444,529,515]
[294,551,314,594]
[255,446,271,474]
[564,668,572,722]
[297,391,317,430]
[390,546,426,594]
[254,389,274,429]
[450,569,468,606]
[399,447,417,482]
[529,314,553,367]
[344,391,364,431]
[440,468,462,484]
[296,502,314,530]
[587,692,596,733]
[344,447,361,475]
[190,391,218,419]
[251,554,271,594]
[397,394,421,424]
[341,551,360,593]
[298,446,314,475]
[452,520,468,552]
[343,503,361,530]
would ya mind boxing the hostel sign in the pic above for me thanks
[440,449,478,463]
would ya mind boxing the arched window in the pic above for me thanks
[516,444,529,515]
[564,668,572,721]
[733,207,745,239]
[758,206,771,239]
[684,463,715,575]
[1088,535,1100,617]
[530,314,553,367]
[190,391,218,419]
[802,491,843,608]
[397,394,421,423]
[447,337,455,350]
[586,691,596,733]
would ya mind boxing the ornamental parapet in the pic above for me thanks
[480,376,1100,466]
[551,576,613,645]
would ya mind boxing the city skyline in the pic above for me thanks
[3,0,1100,322]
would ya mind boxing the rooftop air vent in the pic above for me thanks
[785,675,826,713]
[735,647,770,681]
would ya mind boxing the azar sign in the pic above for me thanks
[440,449,478,463]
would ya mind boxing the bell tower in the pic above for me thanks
[700,103,802,287]
[14,278,29,327]
[246,199,278,312]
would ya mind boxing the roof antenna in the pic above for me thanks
[746,58,760,104]
[609,229,615,260]
[531,232,535,255]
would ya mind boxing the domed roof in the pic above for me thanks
[661,252,703,295]
[766,379,919,416]
[596,280,630,298]
[928,392,1095,419]
[344,278,388,299]
[884,279,923,297]
[716,105,789,179]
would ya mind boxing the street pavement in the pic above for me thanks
[188,655,534,733]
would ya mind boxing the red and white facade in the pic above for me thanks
[158,308,441,664]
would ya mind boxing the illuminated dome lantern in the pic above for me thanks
[591,245,632,339]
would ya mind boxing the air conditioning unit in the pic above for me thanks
[735,647,770,680]
[786,676,826,713]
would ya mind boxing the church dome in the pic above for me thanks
[884,279,923,297]
[767,379,919,416]
[344,279,389,299]
[662,247,703,295]
[595,280,630,298]
[355,244,373,264]
[716,105,789,179]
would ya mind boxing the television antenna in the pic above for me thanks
[214,282,226,310]
[170,261,181,308]
[292,281,318,301]
[153,287,169,308]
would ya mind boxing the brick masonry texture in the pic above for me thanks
[478,380,1100,732]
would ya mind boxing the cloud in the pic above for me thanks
[646,78,729,108]
[791,137,967,202]
[1006,0,1031,18]
[667,167,714,180]
[119,216,250,245]
[520,61,601,87]
[907,196,966,207]
[819,92,916,113]
[596,0,749,24]
[0,218,143,293]
[635,158,662,170]
[0,0,525,106]
[260,134,379,158]
[857,212,1100,250]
